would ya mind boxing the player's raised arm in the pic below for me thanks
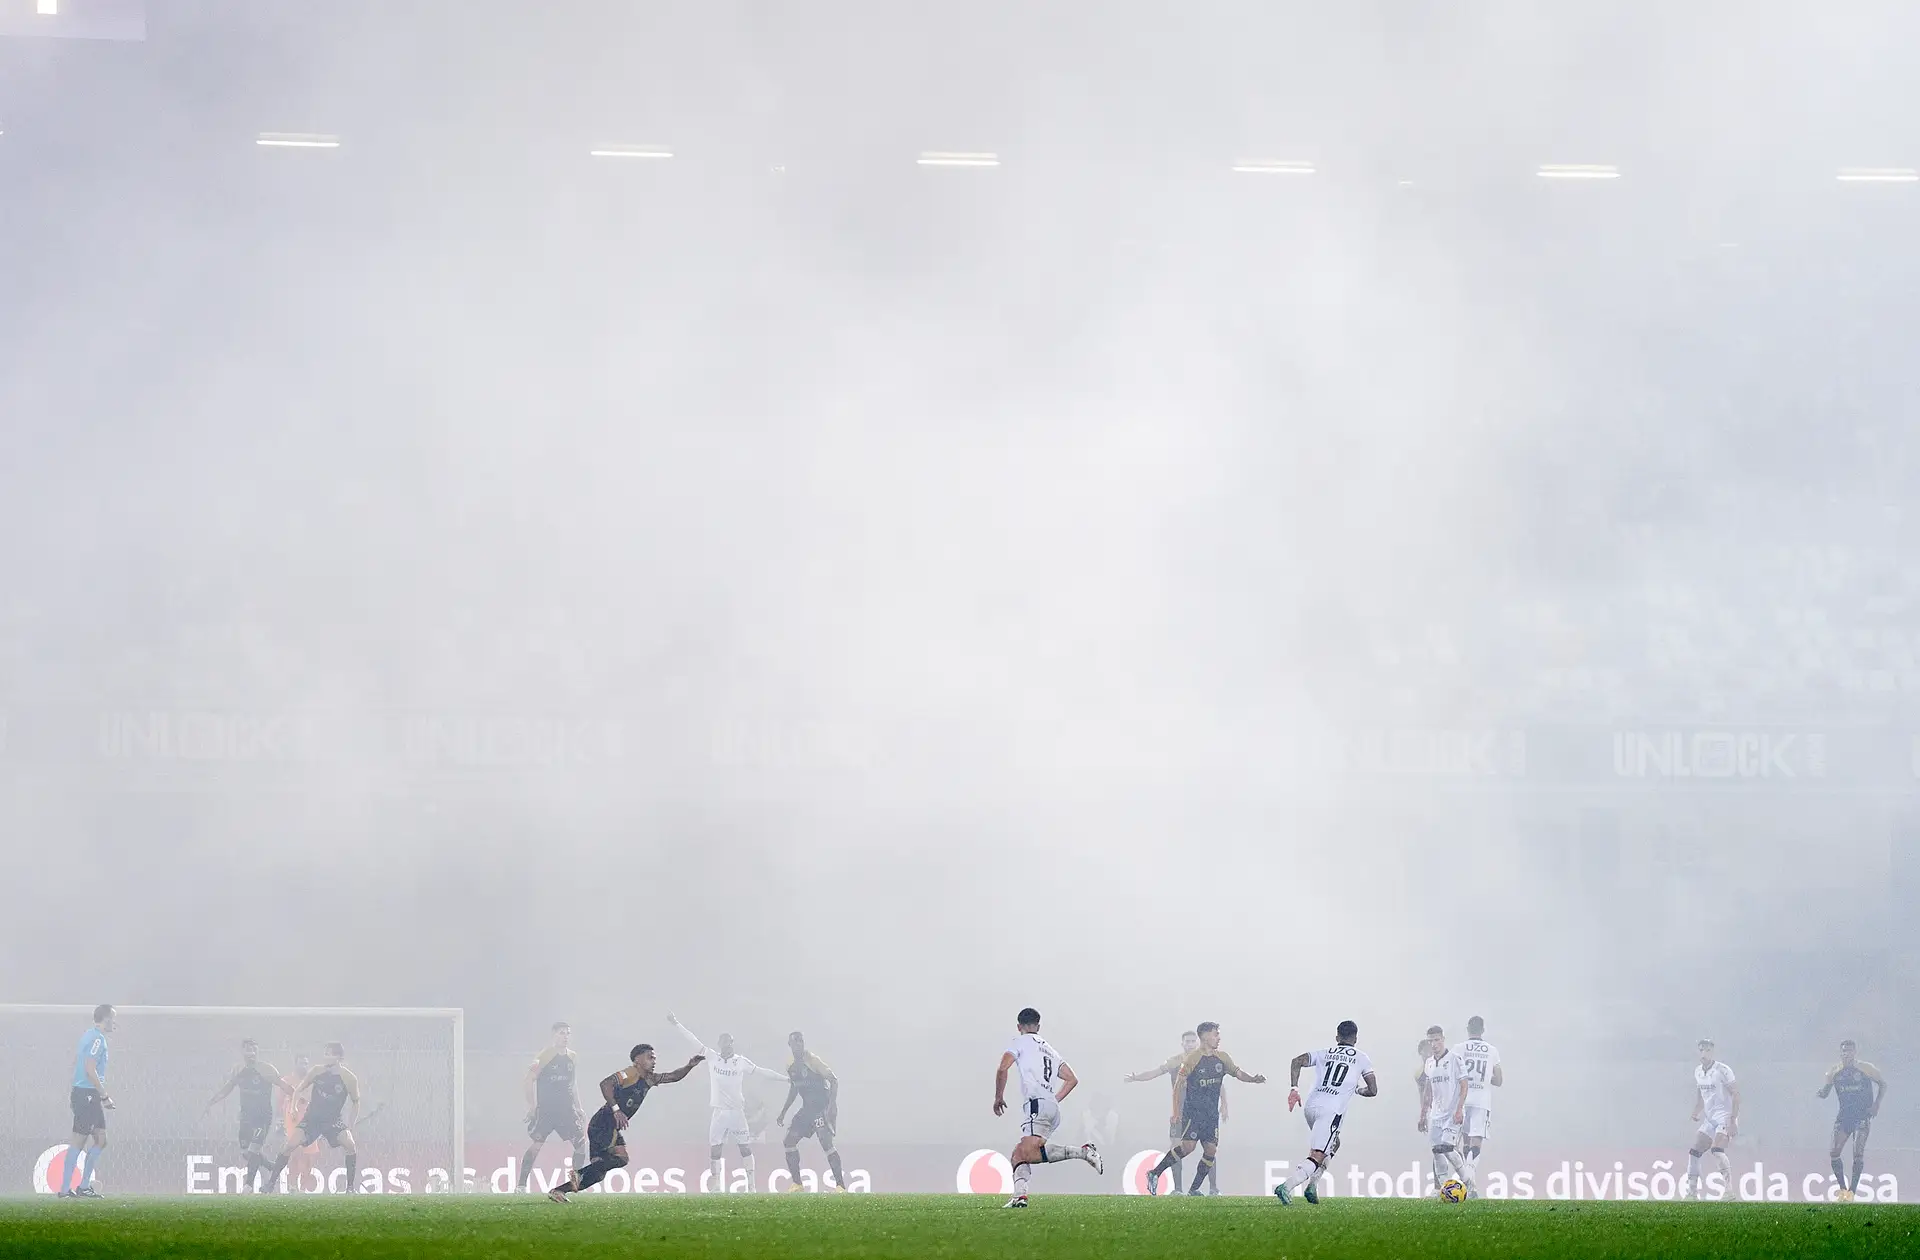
[666,1013,715,1059]
[1218,1050,1266,1085]
[749,1059,789,1083]
[994,1050,1015,1115]
[1054,1061,1079,1104]
[1123,1062,1172,1083]
[651,1055,705,1086]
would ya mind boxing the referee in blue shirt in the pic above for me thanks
[61,1004,115,1199]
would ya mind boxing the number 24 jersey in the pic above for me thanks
[1303,1044,1373,1110]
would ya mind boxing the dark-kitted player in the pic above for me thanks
[1818,1039,1887,1202]
[1142,1021,1265,1196]
[548,1043,702,1203]
[518,1022,587,1192]
[265,1043,362,1192]
[777,1031,851,1192]
[202,1038,287,1192]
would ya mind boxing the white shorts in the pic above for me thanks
[1464,1105,1492,1140]
[1427,1115,1462,1149]
[1695,1110,1733,1142]
[1303,1102,1344,1154]
[1019,1094,1061,1140]
[709,1108,751,1147]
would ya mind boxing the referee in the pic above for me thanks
[60,1004,115,1199]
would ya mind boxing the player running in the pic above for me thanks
[1142,1022,1265,1196]
[1684,1038,1739,1200]
[57,1004,115,1199]
[1458,1016,1503,1190]
[1274,1020,1377,1205]
[1418,1025,1472,1199]
[1817,1039,1885,1202]
[548,1043,703,1202]
[668,1012,789,1192]
[265,1043,363,1193]
[1124,1030,1201,1194]
[518,1022,587,1192]
[202,1038,287,1192]
[777,1031,851,1192]
[992,1007,1103,1208]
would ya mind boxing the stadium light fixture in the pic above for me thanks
[256,132,341,149]
[1836,167,1918,183]
[917,151,999,167]
[1537,163,1620,179]
[590,145,673,159]
[38,0,58,15]
[1231,159,1315,175]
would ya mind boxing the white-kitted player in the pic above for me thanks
[1274,1020,1378,1205]
[1417,1024,1473,1199]
[667,1013,789,1192]
[1685,1038,1740,1200]
[991,1007,1103,1207]
[1458,1016,1504,1186]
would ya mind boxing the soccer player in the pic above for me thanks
[202,1038,287,1192]
[269,1053,316,1193]
[1458,1016,1504,1190]
[1418,1025,1472,1199]
[548,1043,703,1202]
[992,1007,1103,1208]
[1684,1038,1739,1200]
[58,1004,115,1199]
[517,1021,587,1192]
[1817,1039,1885,1202]
[1274,1019,1377,1205]
[668,1011,788,1192]
[777,1031,851,1192]
[1124,1030,1201,1193]
[1142,1021,1265,1196]
[265,1043,363,1193]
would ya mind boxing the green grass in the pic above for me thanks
[0,1194,1913,1260]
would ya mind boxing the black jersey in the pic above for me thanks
[235,1063,277,1124]
[305,1068,351,1126]
[1832,1064,1877,1123]
[788,1053,835,1111]
[1178,1048,1240,1119]
[608,1066,653,1118]
[533,1048,577,1114]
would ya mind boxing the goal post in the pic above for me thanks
[0,1005,464,1195]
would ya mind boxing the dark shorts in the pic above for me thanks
[239,1116,274,1149]
[297,1118,348,1149]
[529,1107,584,1144]
[1178,1108,1220,1146]
[1835,1115,1872,1142]
[786,1106,832,1145]
[587,1107,626,1160]
[70,1088,106,1134]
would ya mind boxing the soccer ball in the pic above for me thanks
[1439,1179,1468,1203]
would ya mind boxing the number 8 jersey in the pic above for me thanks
[1304,1043,1373,1110]
[1007,1032,1064,1100]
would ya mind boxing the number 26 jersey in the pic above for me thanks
[1303,1044,1373,1111]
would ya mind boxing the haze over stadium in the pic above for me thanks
[1,0,1916,1237]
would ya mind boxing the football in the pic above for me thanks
[1439,1178,1468,1203]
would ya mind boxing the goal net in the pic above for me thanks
[0,1005,463,1195]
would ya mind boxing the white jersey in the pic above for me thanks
[1695,1060,1736,1117]
[1302,1043,1374,1112]
[1459,1039,1501,1112]
[1421,1048,1469,1122]
[673,1023,786,1110]
[1006,1032,1065,1102]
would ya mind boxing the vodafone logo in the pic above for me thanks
[954,1149,1013,1194]
[33,1145,86,1195]
[1124,1149,1172,1196]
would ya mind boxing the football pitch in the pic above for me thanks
[0,1194,1912,1260]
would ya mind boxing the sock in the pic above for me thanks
[827,1150,847,1189]
[741,1155,756,1192]
[1173,1154,1185,1189]
[575,1157,620,1191]
[1711,1149,1730,1193]
[519,1149,540,1189]
[1147,1150,1177,1189]
[785,1148,801,1180]
[1011,1164,1031,1199]
[79,1146,100,1188]
[1042,1143,1081,1164]
[1832,1156,1847,1188]
[245,1152,262,1191]
[345,1153,359,1190]
[268,1152,291,1184]
[1432,1152,1450,1190]
[1465,1147,1481,1177]
[710,1158,725,1192]
[1289,1156,1321,1191]
[1189,1157,1213,1194]
[1850,1155,1864,1193]
[1686,1151,1702,1182]
[58,1145,81,1193]
[1449,1149,1474,1187]
[1209,1157,1219,1193]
